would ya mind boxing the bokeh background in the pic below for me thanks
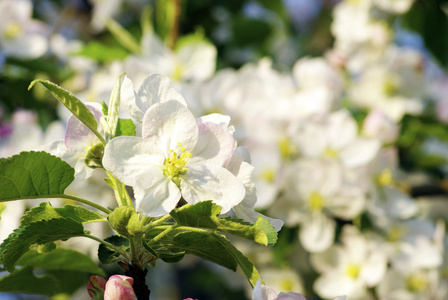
[2,0,448,299]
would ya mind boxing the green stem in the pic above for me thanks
[147,225,178,247]
[0,194,112,215]
[143,214,172,231]
[147,225,212,247]
[129,237,138,262]
[93,129,107,145]
[84,233,130,261]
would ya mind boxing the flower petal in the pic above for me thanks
[121,75,142,122]
[137,74,186,112]
[300,214,335,253]
[134,170,181,217]
[65,103,103,152]
[190,122,236,167]
[102,136,164,186]
[142,100,198,152]
[180,163,245,213]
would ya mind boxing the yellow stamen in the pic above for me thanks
[163,142,192,187]
[323,148,338,159]
[280,279,294,292]
[309,191,324,212]
[4,21,23,40]
[278,137,297,160]
[346,263,360,279]
[377,168,394,186]
[406,273,428,292]
[260,169,275,183]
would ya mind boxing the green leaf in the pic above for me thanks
[20,202,105,227]
[98,235,129,264]
[0,266,91,296]
[116,118,136,137]
[28,80,101,142]
[170,201,277,246]
[0,151,74,202]
[0,218,84,272]
[170,201,221,229]
[172,231,261,287]
[18,248,105,276]
[73,40,129,62]
[217,216,277,246]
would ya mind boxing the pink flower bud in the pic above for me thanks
[87,275,106,298]
[104,275,135,300]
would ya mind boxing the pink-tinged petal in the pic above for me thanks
[196,113,234,134]
[102,136,164,186]
[190,122,236,167]
[180,163,245,213]
[276,293,307,300]
[142,100,198,152]
[137,74,187,114]
[104,275,135,300]
[65,103,103,152]
[134,171,181,217]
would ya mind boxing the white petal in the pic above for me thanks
[327,110,357,150]
[314,272,356,299]
[300,214,335,253]
[142,100,198,152]
[102,136,164,186]
[134,171,181,217]
[339,138,380,168]
[190,122,236,167]
[121,76,142,122]
[137,74,187,112]
[180,163,245,213]
[40,139,92,180]
[177,41,217,81]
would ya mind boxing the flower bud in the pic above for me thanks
[108,206,144,237]
[104,275,135,300]
[87,275,106,299]
[85,142,105,169]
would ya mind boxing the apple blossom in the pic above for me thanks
[103,100,245,216]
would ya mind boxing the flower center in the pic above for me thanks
[280,279,294,292]
[323,147,338,159]
[4,21,23,40]
[383,75,399,96]
[260,168,275,183]
[278,137,297,160]
[309,191,324,212]
[163,143,192,187]
[406,273,428,292]
[377,168,393,186]
[345,263,360,279]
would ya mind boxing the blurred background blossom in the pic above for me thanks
[2,0,448,299]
